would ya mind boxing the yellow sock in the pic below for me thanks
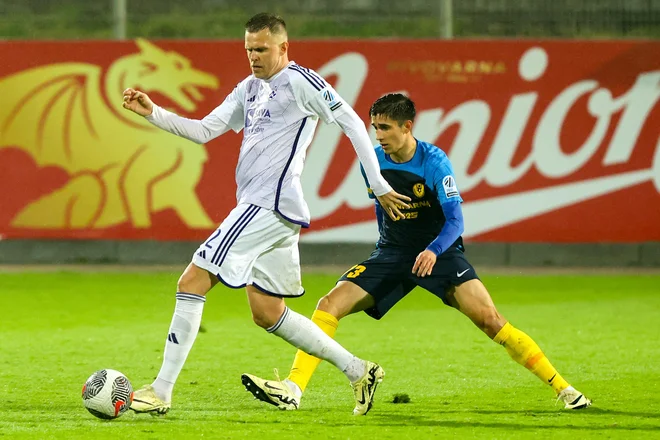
[493,322,570,394]
[287,309,338,392]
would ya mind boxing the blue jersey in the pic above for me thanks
[361,139,464,255]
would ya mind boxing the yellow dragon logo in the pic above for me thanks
[0,39,218,229]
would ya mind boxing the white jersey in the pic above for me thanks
[146,61,392,227]
[209,62,347,227]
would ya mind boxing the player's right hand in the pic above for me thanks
[376,190,411,221]
[122,88,154,116]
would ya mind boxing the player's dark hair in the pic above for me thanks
[245,13,287,35]
[369,93,416,126]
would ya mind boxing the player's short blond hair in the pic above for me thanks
[245,13,287,37]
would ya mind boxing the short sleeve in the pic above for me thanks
[289,66,348,124]
[208,79,247,133]
[430,156,464,205]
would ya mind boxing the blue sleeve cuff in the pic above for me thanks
[426,200,464,256]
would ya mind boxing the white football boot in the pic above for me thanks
[241,370,300,410]
[557,386,592,410]
[351,361,385,416]
[130,385,171,415]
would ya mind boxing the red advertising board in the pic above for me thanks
[0,39,658,242]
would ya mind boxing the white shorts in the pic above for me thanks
[192,203,304,297]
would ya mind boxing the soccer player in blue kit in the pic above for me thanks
[242,93,591,414]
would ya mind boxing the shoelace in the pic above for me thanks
[273,368,299,398]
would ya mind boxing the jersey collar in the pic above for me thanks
[384,138,421,165]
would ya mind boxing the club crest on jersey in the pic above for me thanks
[443,175,459,198]
[413,183,425,198]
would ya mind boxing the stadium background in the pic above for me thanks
[1,0,659,268]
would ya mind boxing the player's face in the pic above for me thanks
[371,115,412,155]
[245,29,288,79]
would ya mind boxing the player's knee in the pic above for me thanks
[177,276,209,296]
[177,266,211,295]
[481,308,505,339]
[316,295,332,313]
[177,272,198,293]
[316,293,343,319]
[251,311,277,329]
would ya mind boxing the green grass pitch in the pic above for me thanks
[1,270,659,439]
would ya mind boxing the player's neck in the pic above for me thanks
[265,58,290,80]
[389,137,417,163]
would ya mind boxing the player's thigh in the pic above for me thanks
[250,224,304,298]
[450,279,506,338]
[337,250,415,320]
[317,280,376,320]
[193,204,297,291]
[412,249,479,305]
[191,203,263,287]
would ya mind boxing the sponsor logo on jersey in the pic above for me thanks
[245,108,272,128]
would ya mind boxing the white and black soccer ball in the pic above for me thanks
[82,369,134,419]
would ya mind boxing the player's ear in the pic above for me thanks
[280,41,289,55]
[403,120,413,133]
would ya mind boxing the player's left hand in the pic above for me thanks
[376,190,411,221]
[413,250,436,277]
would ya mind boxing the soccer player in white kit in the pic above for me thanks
[121,13,411,416]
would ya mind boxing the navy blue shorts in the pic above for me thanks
[337,247,479,320]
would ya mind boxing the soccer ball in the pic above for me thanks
[82,369,134,419]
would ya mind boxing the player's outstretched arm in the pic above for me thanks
[334,108,411,220]
[290,73,409,218]
[121,87,235,144]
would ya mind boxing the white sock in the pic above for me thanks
[269,307,366,383]
[152,292,205,402]
[343,357,368,383]
[283,379,303,398]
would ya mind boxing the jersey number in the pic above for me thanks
[344,264,366,279]
[203,229,222,249]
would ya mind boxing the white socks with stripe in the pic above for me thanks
[152,292,205,402]
[268,307,366,382]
